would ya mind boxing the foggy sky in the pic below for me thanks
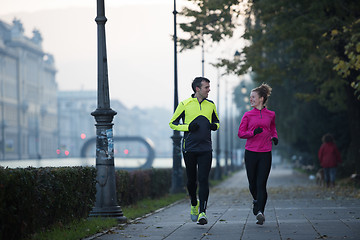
[0,0,243,112]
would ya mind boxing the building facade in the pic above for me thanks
[58,90,173,158]
[0,18,57,160]
[57,91,97,157]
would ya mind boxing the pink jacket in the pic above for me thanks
[238,107,278,152]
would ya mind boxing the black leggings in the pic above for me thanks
[244,150,272,215]
[183,151,212,213]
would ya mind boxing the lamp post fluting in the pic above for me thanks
[171,0,184,193]
[89,0,126,222]
[214,70,222,180]
[224,80,229,175]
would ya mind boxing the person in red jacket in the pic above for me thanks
[238,83,278,225]
[318,133,342,187]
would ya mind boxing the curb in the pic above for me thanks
[83,197,187,240]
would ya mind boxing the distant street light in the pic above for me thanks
[89,0,126,222]
[241,84,247,95]
[170,0,184,193]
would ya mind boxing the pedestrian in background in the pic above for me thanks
[169,77,220,225]
[237,83,278,225]
[318,133,342,188]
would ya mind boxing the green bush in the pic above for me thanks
[115,168,172,206]
[0,167,96,240]
[0,167,174,240]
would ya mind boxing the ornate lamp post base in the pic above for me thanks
[89,206,127,222]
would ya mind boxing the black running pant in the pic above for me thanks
[183,151,212,213]
[244,150,272,215]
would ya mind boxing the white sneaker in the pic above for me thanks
[256,211,265,225]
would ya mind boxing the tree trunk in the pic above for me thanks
[345,85,360,174]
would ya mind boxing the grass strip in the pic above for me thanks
[123,193,187,220]
[27,193,187,240]
[26,218,117,240]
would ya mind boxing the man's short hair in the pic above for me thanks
[192,77,210,92]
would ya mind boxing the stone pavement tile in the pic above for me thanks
[205,207,247,239]
[277,221,319,240]
[311,219,360,240]
[163,222,216,239]
[270,198,360,240]
[207,222,245,240]
[96,201,190,240]
[241,223,281,240]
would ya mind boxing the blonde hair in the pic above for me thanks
[252,83,272,105]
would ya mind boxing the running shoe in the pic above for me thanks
[197,212,208,225]
[190,200,199,222]
[256,211,265,225]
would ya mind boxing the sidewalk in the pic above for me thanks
[88,166,360,240]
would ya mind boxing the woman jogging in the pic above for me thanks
[237,83,278,225]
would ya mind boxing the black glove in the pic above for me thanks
[254,127,263,136]
[210,123,217,131]
[188,122,199,132]
[272,137,278,145]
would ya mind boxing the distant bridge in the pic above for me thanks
[80,136,156,170]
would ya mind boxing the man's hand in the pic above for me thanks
[189,122,199,132]
[272,137,278,145]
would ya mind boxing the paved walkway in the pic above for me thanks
[88,166,360,240]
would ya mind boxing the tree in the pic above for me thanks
[183,0,360,174]
[178,0,240,74]
[234,0,360,174]
[210,0,360,174]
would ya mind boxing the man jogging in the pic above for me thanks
[169,76,220,225]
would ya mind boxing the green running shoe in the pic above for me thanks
[190,200,199,222]
[197,212,208,225]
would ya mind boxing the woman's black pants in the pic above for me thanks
[244,150,272,215]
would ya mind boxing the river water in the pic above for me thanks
[0,157,237,169]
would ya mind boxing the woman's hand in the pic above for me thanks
[253,127,263,136]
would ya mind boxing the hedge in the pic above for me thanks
[0,167,174,240]
[116,168,173,206]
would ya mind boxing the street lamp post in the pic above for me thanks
[89,0,126,222]
[171,0,184,193]
[224,80,229,175]
[230,95,234,171]
[0,66,5,160]
[201,38,205,77]
[214,70,222,180]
